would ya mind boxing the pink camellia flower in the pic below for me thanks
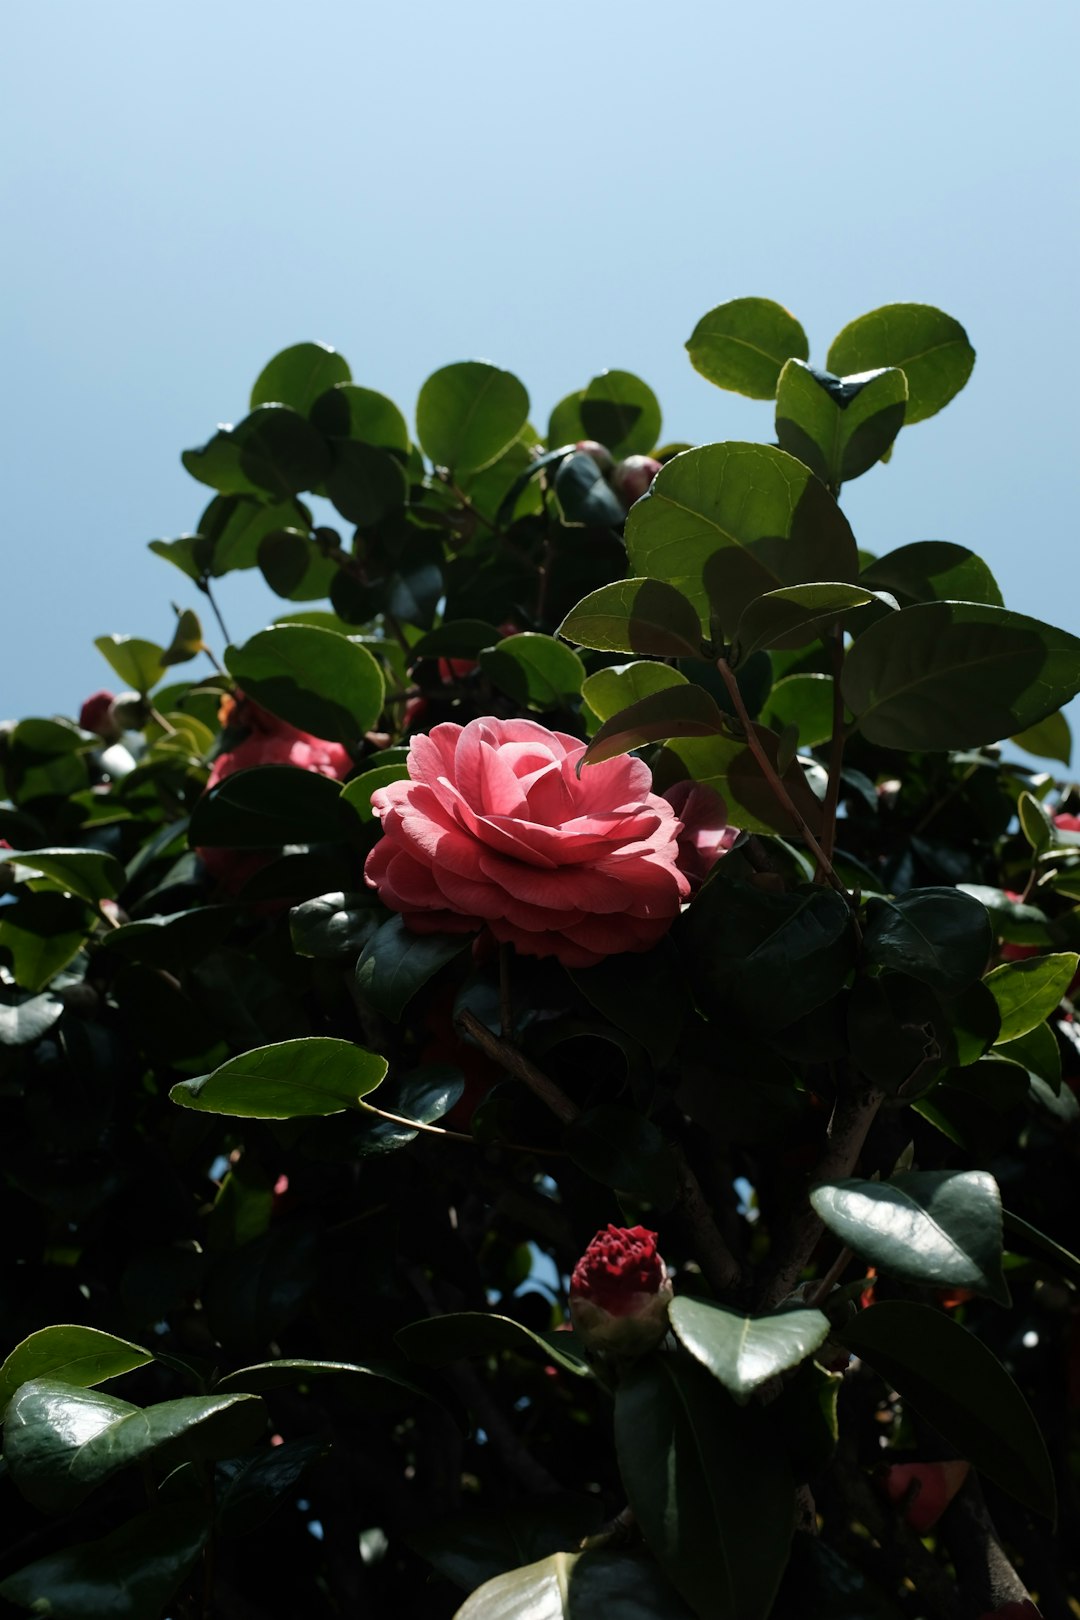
[364,716,717,968]
[612,454,662,508]
[79,689,121,744]
[1055,812,1080,834]
[662,780,738,891]
[569,1224,673,1356]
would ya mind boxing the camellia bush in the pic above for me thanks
[3,298,1080,1620]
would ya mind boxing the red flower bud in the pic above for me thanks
[612,455,662,508]
[569,1225,673,1356]
[879,1459,970,1533]
[575,439,615,476]
[1055,812,1080,834]
[79,690,122,743]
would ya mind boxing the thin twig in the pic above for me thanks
[457,1008,581,1125]
[804,1244,855,1310]
[201,579,232,645]
[817,626,847,873]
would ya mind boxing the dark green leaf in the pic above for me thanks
[0,987,64,1047]
[836,1301,1055,1519]
[161,608,204,667]
[1002,1210,1080,1286]
[582,663,688,730]
[3,846,125,904]
[0,892,92,993]
[257,528,338,600]
[250,341,350,414]
[480,634,585,710]
[842,601,1080,750]
[412,620,502,659]
[216,1434,329,1538]
[732,582,893,664]
[224,624,384,742]
[0,1503,208,1620]
[861,887,992,995]
[182,405,330,498]
[356,915,470,1020]
[1018,790,1054,854]
[289,891,380,959]
[93,634,165,695]
[397,1313,590,1378]
[669,1299,829,1399]
[955,885,1052,945]
[582,686,727,766]
[170,1037,387,1118]
[189,765,353,850]
[215,1358,416,1395]
[626,443,858,641]
[0,1326,153,1407]
[811,1171,1009,1305]
[686,297,809,398]
[453,1549,694,1620]
[615,1354,794,1620]
[310,382,410,453]
[1010,710,1072,766]
[655,723,826,839]
[570,936,686,1064]
[201,494,314,575]
[775,361,907,486]
[860,540,1003,608]
[826,303,975,424]
[417,362,530,473]
[581,369,662,457]
[566,1106,678,1209]
[759,674,835,749]
[558,579,705,659]
[996,1019,1061,1091]
[984,953,1079,1041]
[324,440,408,526]
[552,450,626,527]
[348,1065,465,1153]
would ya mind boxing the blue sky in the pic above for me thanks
[4,1,1078,755]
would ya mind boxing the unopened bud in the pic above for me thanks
[574,439,615,476]
[569,1225,673,1358]
[613,455,662,508]
[79,690,122,744]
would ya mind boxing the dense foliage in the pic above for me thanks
[2,298,1079,1620]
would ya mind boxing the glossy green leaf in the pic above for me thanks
[859,540,1003,608]
[215,1434,329,1538]
[811,1171,1009,1305]
[1018,790,1055,854]
[759,674,835,749]
[552,450,626,527]
[1002,1210,1080,1286]
[256,528,338,601]
[224,624,384,742]
[397,1313,590,1378]
[0,987,64,1047]
[201,494,313,575]
[93,634,165,695]
[310,382,410,453]
[215,1357,416,1395]
[775,361,907,486]
[324,440,408,526]
[732,582,893,664]
[190,765,353,849]
[581,369,662,457]
[582,685,727,766]
[4,846,125,904]
[984,953,1079,1041]
[356,914,471,1019]
[0,1326,153,1407]
[169,1036,387,1118]
[837,1301,1055,1519]
[567,1105,678,1209]
[480,633,585,710]
[182,405,330,498]
[842,601,1080,750]
[101,905,235,971]
[341,762,409,821]
[453,1549,694,1620]
[686,297,809,398]
[417,361,530,473]
[1011,710,1072,766]
[626,443,858,641]
[0,892,92,993]
[347,1065,465,1153]
[411,619,501,659]
[655,724,826,839]
[0,1503,208,1620]
[250,341,350,414]
[826,303,975,424]
[5,1379,265,1512]
[558,578,705,659]
[996,1019,1062,1092]
[670,1299,830,1399]
[861,887,992,995]
[570,936,686,1064]
[615,1354,794,1620]
[956,884,1052,945]
[582,662,688,730]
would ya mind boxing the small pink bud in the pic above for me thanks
[574,439,615,476]
[569,1225,673,1357]
[612,455,662,508]
[79,690,122,743]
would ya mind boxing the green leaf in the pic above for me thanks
[94,634,165,695]
[861,887,992,995]
[547,389,586,447]
[342,763,409,822]
[4,846,125,904]
[775,362,907,486]
[189,766,353,849]
[1002,1210,1080,1286]
[996,1019,1062,1092]
[250,341,350,414]
[0,987,63,1047]
[310,382,410,453]
[356,915,470,1020]
[0,1326,153,1407]
[480,633,585,711]
[826,303,975,424]
[411,620,502,659]
[955,885,1051,946]
[0,892,92,994]
[148,535,211,583]
[256,528,338,601]
[655,725,826,839]
[346,1065,464,1153]
[396,1313,590,1378]
[570,936,686,1064]
[161,607,204,667]
[558,579,705,659]
[182,405,330,498]
[0,1503,208,1620]
[860,540,1003,608]
[615,1354,794,1620]
[732,582,893,664]
[101,905,235,972]
[552,450,626,527]
[201,494,314,575]
[669,1299,830,1399]
[566,1105,678,1209]
[224,624,384,743]
[759,675,835,750]
[581,369,662,457]
[686,297,809,398]
[625,443,858,642]
[984,953,1079,1041]
[841,601,1080,751]
[215,1358,416,1395]
[680,867,855,1030]
[215,1434,329,1537]
[582,663,688,730]
[810,1171,1009,1305]
[1011,710,1072,766]
[453,1550,694,1620]
[1018,790,1055,854]
[170,1036,387,1118]
[836,1301,1055,1519]
[416,361,530,473]
[582,686,727,766]
[4,1380,266,1512]
[324,440,408,526]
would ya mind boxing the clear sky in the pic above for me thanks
[4,1,1078,754]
